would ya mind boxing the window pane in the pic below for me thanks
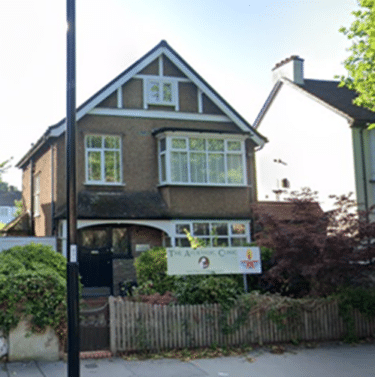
[104,136,120,149]
[213,238,229,247]
[211,223,228,236]
[193,223,209,236]
[231,223,246,234]
[190,152,207,183]
[163,83,172,102]
[104,151,120,182]
[171,152,188,182]
[160,154,166,182]
[176,237,191,247]
[208,153,225,183]
[112,228,129,254]
[149,81,160,102]
[208,139,224,151]
[87,135,102,148]
[189,138,205,151]
[196,237,210,246]
[176,224,191,234]
[227,154,244,184]
[159,138,166,152]
[231,237,247,246]
[88,151,101,181]
[227,141,241,151]
[79,228,108,248]
[172,138,186,149]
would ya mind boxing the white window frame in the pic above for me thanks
[85,134,123,185]
[34,174,40,217]
[144,77,178,109]
[157,133,247,187]
[171,220,251,247]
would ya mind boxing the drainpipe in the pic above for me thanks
[30,158,35,235]
[360,127,369,213]
[51,144,56,235]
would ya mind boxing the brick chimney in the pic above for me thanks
[272,55,304,85]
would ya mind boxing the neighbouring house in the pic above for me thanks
[0,189,21,225]
[254,56,375,211]
[14,40,267,295]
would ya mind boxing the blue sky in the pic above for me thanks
[0,0,359,188]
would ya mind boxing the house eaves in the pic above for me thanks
[17,40,266,168]
[254,77,375,129]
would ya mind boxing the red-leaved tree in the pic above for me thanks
[253,188,375,297]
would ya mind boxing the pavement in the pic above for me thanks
[1,342,375,377]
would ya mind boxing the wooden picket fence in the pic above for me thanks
[108,296,375,353]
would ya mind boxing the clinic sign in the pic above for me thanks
[167,247,262,275]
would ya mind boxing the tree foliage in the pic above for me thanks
[253,188,375,297]
[338,0,375,114]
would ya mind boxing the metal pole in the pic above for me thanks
[243,274,248,293]
[66,0,80,375]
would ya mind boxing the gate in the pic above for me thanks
[80,300,110,351]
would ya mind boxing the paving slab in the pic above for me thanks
[79,358,134,377]
[194,344,375,377]
[36,361,66,376]
[121,358,207,377]
[0,364,8,377]
[5,361,43,377]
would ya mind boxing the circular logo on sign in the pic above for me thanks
[198,256,210,269]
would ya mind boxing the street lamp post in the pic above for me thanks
[66,0,80,376]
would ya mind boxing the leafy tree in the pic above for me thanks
[253,188,375,297]
[338,0,375,114]
[0,159,12,180]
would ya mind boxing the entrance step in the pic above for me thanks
[82,287,111,297]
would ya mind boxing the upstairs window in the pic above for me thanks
[34,174,40,217]
[145,79,178,108]
[158,135,246,186]
[85,135,122,185]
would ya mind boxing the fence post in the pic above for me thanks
[109,296,117,355]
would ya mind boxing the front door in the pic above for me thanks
[78,226,132,292]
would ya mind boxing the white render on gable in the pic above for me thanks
[256,82,356,210]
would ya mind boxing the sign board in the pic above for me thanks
[167,247,262,275]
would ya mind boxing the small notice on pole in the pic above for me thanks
[70,245,77,263]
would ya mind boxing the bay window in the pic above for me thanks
[85,135,122,184]
[158,135,246,186]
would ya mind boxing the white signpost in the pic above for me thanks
[167,246,262,276]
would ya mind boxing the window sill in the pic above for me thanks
[157,182,248,188]
[84,182,126,187]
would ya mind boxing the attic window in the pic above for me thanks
[145,78,178,109]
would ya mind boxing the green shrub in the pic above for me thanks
[0,243,67,342]
[134,247,177,294]
[174,275,243,309]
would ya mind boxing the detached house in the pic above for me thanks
[16,41,266,295]
[254,56,375,210]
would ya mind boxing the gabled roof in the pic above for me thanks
[17,40,266,168]
[0,191,21,206]
[253,77,375,129]
[253,201,324,222]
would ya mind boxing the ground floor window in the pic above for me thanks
[170,220,250,247]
